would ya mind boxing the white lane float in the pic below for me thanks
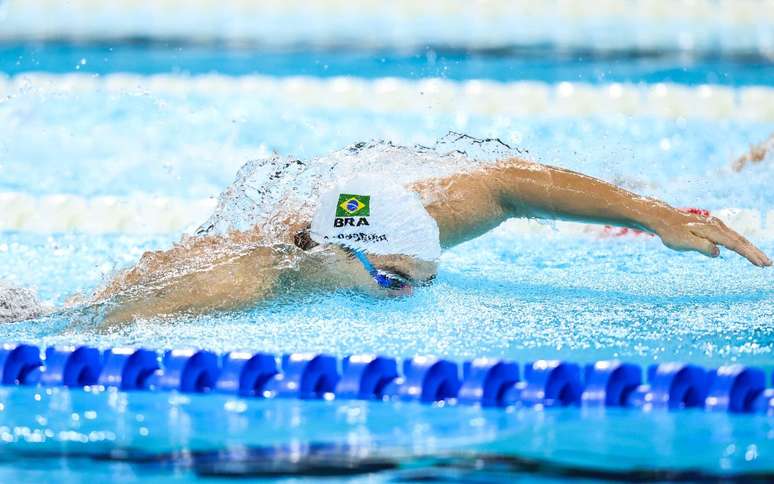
[2,74,774,121]
[1,0,772,55]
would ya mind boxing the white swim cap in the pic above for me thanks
[310,176,441,261]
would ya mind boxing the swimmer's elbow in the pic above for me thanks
[492,163,553,219]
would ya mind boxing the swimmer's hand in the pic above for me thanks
[653,210,772,267]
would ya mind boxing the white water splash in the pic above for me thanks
[196,133,524,240]
[0,282,46,323]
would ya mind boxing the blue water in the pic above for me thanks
[0,227,772,480]
[3,42,774,85]
[0,386,772,482]
[1,39,773,481]
[2,230,773,367]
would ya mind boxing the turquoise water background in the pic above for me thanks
[4,42,774,85]
[0,42,773,480]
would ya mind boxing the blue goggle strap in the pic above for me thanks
[354,250,394,289]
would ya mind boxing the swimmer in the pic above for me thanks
[732,132,774,172]
[3,142,770,325]
[77,147,770,325]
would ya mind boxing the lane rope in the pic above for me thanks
[1,343,772,414]
[2,74,774,121]
[0,0,772,53]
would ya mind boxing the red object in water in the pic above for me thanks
[600,225,652,237]
[681,207,711,218]
[600,208,710,238]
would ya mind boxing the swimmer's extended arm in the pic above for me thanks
[91,231,287,324]
[416,159,771,267]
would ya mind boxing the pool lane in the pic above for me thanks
[2,42,774,86]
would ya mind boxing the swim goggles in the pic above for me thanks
[353,251,412,291]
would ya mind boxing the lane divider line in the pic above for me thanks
[1,74,774,121]
[1,0,772,53]
[1,344,772,414]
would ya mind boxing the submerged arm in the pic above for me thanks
[415,158,771,267]
[90,230,290,325]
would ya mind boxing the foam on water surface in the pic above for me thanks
[0,283,46,323]
[197,134,517,237]
[1,229,771,370]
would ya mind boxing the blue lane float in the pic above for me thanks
[582,361,642,407]
[381,357,460,403]
[99,347,159,390]
[215,351,278,397]
[507,360,583,408]
[265,353,339,399]
[752,389,774,414]
[41,346,102,387]
[627,363,709,410]
[705,365,766,413]
[152,349,220,393]
[458,358,519,407]
[0,343,43,385]
[336,355,399,400]
[0,344,771,415]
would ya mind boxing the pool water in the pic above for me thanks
[0,386,771,482]
[2,230,773,369]
[4,42,774,85]
[1,14,774,483]
[2,84,772,206]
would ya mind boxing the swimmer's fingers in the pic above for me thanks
[689,217,772,267]
[661,232,719,258]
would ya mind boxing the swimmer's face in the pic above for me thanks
[319,246,438,294]
[364,253,438,287]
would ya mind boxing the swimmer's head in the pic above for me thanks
[309,176,441,293]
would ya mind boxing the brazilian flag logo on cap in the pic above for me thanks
[336,193,370,217]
